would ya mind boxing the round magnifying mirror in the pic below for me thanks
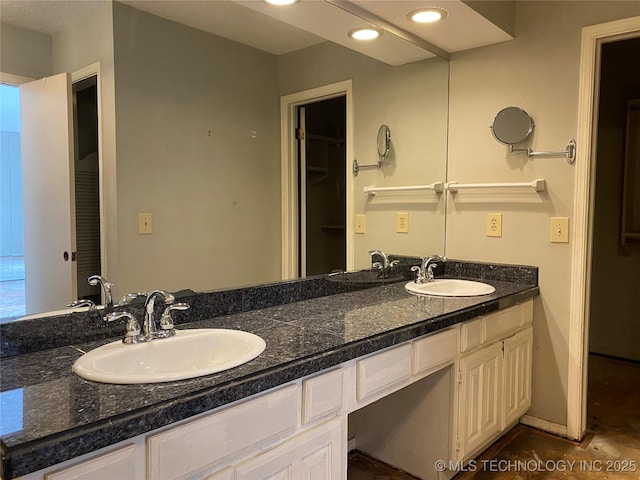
[377,124,391,159]
[490,107,534,145]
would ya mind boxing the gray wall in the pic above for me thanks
[112,3,281,294]
[0,22,52,79]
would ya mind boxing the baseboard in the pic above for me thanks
[520,415,568,437]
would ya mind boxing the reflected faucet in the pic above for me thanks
[142,290,175,340]
[88,275,114,307]
[368,250,399,279]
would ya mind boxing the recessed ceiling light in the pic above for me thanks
[264,0,299,5]
[347,27,383,41]
[408,7,448,24]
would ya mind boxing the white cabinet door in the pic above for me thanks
[458,342,503,461]
[502,327,533,429]
[235,419,344,480]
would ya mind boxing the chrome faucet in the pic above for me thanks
[368,250,399,278]
[88,275,114,307]
[142,290,175,340]
[411,255,446,284]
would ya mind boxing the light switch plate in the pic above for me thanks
[355,214,366,234]
[486,213,502,237]
[138,213,153,235]
[397,213,409,233]
[550,217,569,243]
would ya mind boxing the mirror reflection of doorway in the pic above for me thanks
[72,76,102,305]
[0,83,25,318]
[297,96,346,277]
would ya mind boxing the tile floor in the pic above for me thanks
[348,354,640,479]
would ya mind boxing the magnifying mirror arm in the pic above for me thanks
[509,139,576,164]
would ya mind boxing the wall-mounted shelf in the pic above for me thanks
[363,182,444,195]
[447,179,546,193]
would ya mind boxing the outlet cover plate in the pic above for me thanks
[486,213,502,237]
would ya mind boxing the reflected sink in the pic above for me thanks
[405,279,496,297]
[73,329,266,384]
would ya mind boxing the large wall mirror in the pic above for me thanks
[0,0,450,321]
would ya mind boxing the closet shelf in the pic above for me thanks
[446,179,546,193]
[363,182,444,195]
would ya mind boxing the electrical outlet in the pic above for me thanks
[486,213,503,237]
[550,217,569,243]
[397,213,409,233]
[138,213,153,235]
[355,214,366,234]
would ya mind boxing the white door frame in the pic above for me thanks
[71,62,108,287]
[567,16,640,441]
[280,80,354,280]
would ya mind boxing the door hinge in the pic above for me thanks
[457,370,463,384]
[295,127,305,140]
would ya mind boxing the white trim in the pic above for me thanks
[71,63,109,289]
[568,16,640,441]
[0,72,33,85]
[520,415,568,438]
[280,80,354,280]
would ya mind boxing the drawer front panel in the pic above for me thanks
[460,319,484,353]
[46,445,136,480]
[412,328,458,375]
[302,368,344,425]
[147,384,298,480]
[356,344,412,401]
[483,305,520,344]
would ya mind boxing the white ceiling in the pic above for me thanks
[0,0,514,65]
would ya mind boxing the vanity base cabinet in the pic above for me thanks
[456,302,534,464]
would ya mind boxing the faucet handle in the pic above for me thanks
[410,266,425,284]
[104,312,143,344]
[158,303,190,337]
[67,299,96,310]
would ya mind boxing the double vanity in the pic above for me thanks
[0,259,538,480]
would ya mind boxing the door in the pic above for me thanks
[502,327,533,428]
[458,342,503,461]
[234,419,343,480]
[20,73,76,313]
[297,97,346,277]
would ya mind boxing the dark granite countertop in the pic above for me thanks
[0,277,538,479]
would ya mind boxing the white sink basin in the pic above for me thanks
[73,329,266,384]
[405,279,496,297]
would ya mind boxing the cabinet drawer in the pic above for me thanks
[460,319,484,353]
[520,299,533,326]
[412,328,458,375]
[357,344,412,402]
[147,384,298,480]
[483,305,521,344]
[302,368,343,425]
[46,445,136,480]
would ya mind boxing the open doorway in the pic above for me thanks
[586,35,640,450]
[297,96,346,277]
[72,76,102,304]
[0,83,25,318]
